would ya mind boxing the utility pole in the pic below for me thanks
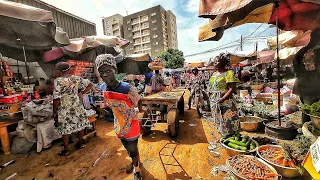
[255,42,258,52]
[240,35,243,51]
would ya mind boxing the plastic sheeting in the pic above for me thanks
[267,30,311,48]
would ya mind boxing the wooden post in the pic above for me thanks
[0,126,11,154]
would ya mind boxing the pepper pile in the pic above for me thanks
[260,146,296,168]
[223,134,256,151]
[228,155,278,180]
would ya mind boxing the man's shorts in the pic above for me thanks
[121,138,139,158]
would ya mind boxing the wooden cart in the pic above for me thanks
[138,89,185,138]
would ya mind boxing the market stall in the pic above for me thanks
[197,0,320,179]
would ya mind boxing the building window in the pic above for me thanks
[127,20,131,24]
[127,27,132,30]
[130,47,134,50]
[155,49,159,53]
[155,42,158,45]
[151,12,156,16]
[152,20,156,24]
[107,33,111,35]
[152,27,157,31]
[106,20,109,24]
[153,35,158,38]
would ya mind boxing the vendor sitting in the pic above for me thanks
[35,77,47,98]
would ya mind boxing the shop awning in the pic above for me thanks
[229,50,257,64]
[125,53,151,62]
[276,46,303,65]
[267,30,311,48]
[252,51,276,65]
[0,1,68,49]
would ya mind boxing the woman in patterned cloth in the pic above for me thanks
[53,62,93,156]
[209,53,240,137]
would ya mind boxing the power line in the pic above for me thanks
[184,24,274,58]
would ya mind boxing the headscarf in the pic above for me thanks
[95,54,117,70]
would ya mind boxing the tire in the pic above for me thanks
[178,96,184,115]
[168,109,179,138]
[138,110,151,136]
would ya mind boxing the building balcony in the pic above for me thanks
[113,26,119,30]
[112,20,118,25]
[141,25,149,30]
[131,20,140,25]
[140,17,148,22]
[133,34,141,38]
[132,27,141,32]
[141,33,150,37]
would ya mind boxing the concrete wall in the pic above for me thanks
[8,0,96,38]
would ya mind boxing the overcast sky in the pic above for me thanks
[41,0,276,62]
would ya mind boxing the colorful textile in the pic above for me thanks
[189,73,203,89]
[95,54,117,70]
[53,75,91,135]
[209,70,240,137]
[209,70,239,92]
[133,83,145,98]
[151,74,164,92]
[103,82,140,140]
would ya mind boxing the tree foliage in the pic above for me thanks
[156,48,185,69]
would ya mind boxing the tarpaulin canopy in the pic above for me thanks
[229,50,257,64]
[64,36,129,53]
[0,0,68,49]
[267,30,311,48]
[254,50,276,64]
[276,46,303,64]
[198,0,320,42]
[43,36,130,62]
[125,53,151,62]
[199,3,275,41]
[116,55,151,75]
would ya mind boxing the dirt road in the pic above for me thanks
[0,96,230,180]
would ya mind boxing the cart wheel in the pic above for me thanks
[138,110,151,136]
[178,96,184,115]
[168,109,179,138]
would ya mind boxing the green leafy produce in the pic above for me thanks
[252,100,275,118]
[302,100,320,117]
[308,124,320,136]
[250,142,256,150]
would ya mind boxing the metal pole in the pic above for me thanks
[276,1,281,126]
[22,46,30,83]
[240,35,243,51]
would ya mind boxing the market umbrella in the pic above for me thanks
[116,53,151,75]
[0,0,68,84]
[229,50,257,64]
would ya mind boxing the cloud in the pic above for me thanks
[40,0,274,62]
[184,0,199,13]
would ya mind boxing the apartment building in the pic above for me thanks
[102,5,178,57]
[102,14,124,38]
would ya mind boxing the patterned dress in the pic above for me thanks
[53,75,91,135]
[209,70,240,137]
[103,82,140,141]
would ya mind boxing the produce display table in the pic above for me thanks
[140,89,185,138]
[0,119,20,154]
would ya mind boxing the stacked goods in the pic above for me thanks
[228,155,279,180]
[223,134,256,151]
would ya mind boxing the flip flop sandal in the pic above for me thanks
[75,141,86,149]
[57,150,70,156]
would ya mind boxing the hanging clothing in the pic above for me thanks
[53,75,91,135]
[103,82,140,141]
[209,70,240,137]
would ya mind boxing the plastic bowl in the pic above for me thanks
[220,137,259,157]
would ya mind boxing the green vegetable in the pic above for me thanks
[246,139,251,147]
[235,133,240,141]
[250,142,256,150]
[229,139,247,147]
[223,137,235,144]
[228,142,247,151]
[241,136,249,143]
[302,100,320,117]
